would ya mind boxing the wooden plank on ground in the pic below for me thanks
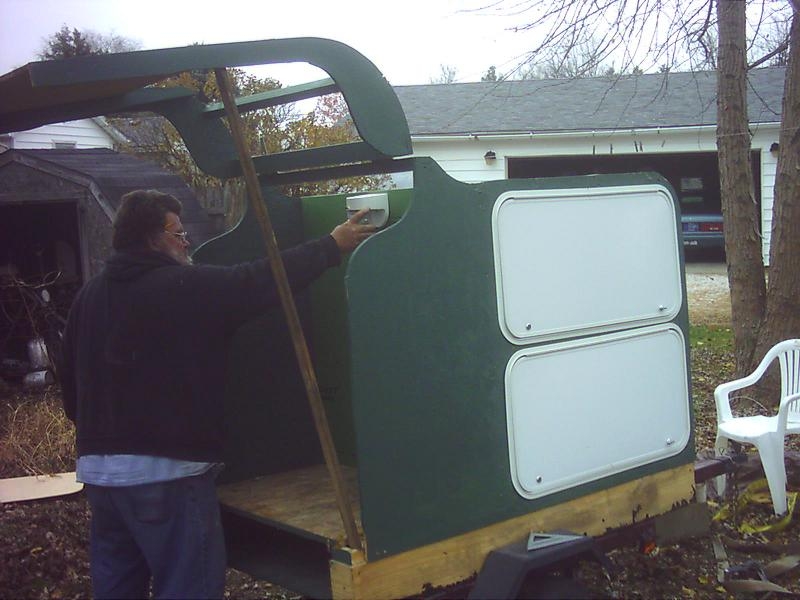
[0,472,83,503]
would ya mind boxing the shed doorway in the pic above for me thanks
[1,201,81,379]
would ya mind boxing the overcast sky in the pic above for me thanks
[1,0,534,86]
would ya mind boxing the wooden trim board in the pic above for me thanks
[330,464,695,600]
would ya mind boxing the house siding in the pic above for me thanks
[760,142,778,263]
[10,119,115,150]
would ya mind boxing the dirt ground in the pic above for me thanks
[2,263,799,599]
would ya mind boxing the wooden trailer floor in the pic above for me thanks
[216,464,362,544]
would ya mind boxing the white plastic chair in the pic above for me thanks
[714,339,800,515]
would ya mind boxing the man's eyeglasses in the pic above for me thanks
[164,230,189,241]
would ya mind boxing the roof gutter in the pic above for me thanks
[409,122,780,143]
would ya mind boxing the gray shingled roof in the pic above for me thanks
[16,149,216,244]
[393,66,785,136]
[106,116,168,149]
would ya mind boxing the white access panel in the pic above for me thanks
[492,185,683,344]
[505,325,691,500]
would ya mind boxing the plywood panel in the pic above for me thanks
[217,465,362,543]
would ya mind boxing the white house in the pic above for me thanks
[0,117,123,151]
[394,67,784,262]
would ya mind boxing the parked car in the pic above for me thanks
[675,174,724,252]
[681,213,724,250]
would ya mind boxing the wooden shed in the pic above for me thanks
[0,148,215,370]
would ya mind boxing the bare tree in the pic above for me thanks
[481,66,500,81]
[517,34,621,79]
[487,1,790,74]
[718,0,800,391]
[717,0,766,376]
[754,7,800,385]
[430,64,459,84]
[749,12,792,67]
[499,1,712,74]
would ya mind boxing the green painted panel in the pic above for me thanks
[155,95,240,179]
[189,185,412,481]
[192,187,323,484]
[300,190,412,465]
[203,78,338,117]
[346,158,694,560]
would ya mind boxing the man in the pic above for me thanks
[60,189,373,599]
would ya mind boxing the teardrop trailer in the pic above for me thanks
[0,39,713,598]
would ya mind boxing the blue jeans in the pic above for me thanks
[85,470,226,599]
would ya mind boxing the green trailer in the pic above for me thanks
[0,39,696,599]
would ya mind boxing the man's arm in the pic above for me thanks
[276,207,374,290]
[186,207,376,328]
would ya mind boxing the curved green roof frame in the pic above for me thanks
[0,37,412,181]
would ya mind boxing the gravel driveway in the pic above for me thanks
[685,261,731,325]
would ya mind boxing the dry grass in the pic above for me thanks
[0,387,76,478]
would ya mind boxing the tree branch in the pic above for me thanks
[748,39,790,69]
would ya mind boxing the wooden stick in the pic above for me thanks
[213,68,362,551]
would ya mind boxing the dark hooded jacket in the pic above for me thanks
[60,236,340,461]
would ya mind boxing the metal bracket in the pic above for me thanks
[527,532,586,552]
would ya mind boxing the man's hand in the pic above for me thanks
[330,208,377,254]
